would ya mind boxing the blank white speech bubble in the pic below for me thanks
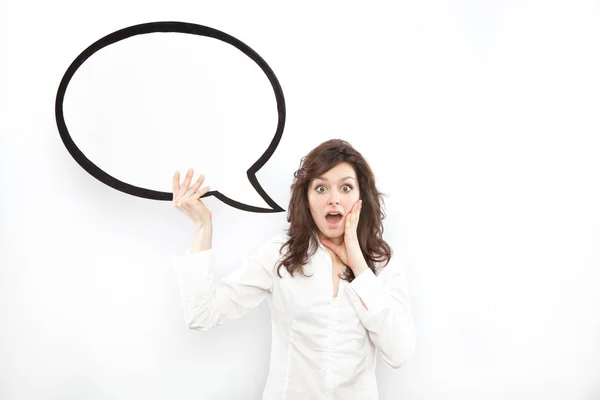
[58,22,286,212]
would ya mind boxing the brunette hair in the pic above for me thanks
[275,139,392,282]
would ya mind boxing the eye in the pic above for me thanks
[315,184,353,193]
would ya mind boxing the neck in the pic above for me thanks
[318,231,343,246]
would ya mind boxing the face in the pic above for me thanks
[307,162,361,246]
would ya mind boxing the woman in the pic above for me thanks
[171,139,416,399]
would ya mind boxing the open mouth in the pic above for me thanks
[325,212,343,227]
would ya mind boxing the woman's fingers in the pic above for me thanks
[187,173,205,194]
[345,200,361,239]
[182,169,193,190]
[192,183,210,199]
[353,200,361,227]
[345,208,352,235]
[172,171,180,202]
[173,169,203,205]
[172,169,213,226]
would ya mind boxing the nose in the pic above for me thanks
[328,191,340,205]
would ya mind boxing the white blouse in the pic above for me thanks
[171,233,416,400]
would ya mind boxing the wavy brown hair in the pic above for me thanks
[275,139,392,282]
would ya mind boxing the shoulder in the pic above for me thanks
[269,232,291,245]
[262,232,290,251]
[251,233,291,266]
[376,251,409,280]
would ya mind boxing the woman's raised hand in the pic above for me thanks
[172,169,212,229]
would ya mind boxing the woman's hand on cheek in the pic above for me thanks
[320,199,367,275]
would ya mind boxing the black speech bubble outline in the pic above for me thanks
[56,21,286,213]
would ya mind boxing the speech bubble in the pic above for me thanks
[55,21,286,213]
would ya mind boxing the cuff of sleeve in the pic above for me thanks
[171,248,213,295]
[348,268,390,313]
[172,247,212,266]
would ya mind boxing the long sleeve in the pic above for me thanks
[346,254,417,369]
[171,239,275,331]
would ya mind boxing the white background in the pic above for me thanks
[1,0,599,399]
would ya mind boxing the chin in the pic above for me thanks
[321,231,343,241]
[321,231,344,240]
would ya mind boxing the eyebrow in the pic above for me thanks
[314,176,356,182]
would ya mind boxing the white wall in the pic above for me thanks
[1,1,599,399]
